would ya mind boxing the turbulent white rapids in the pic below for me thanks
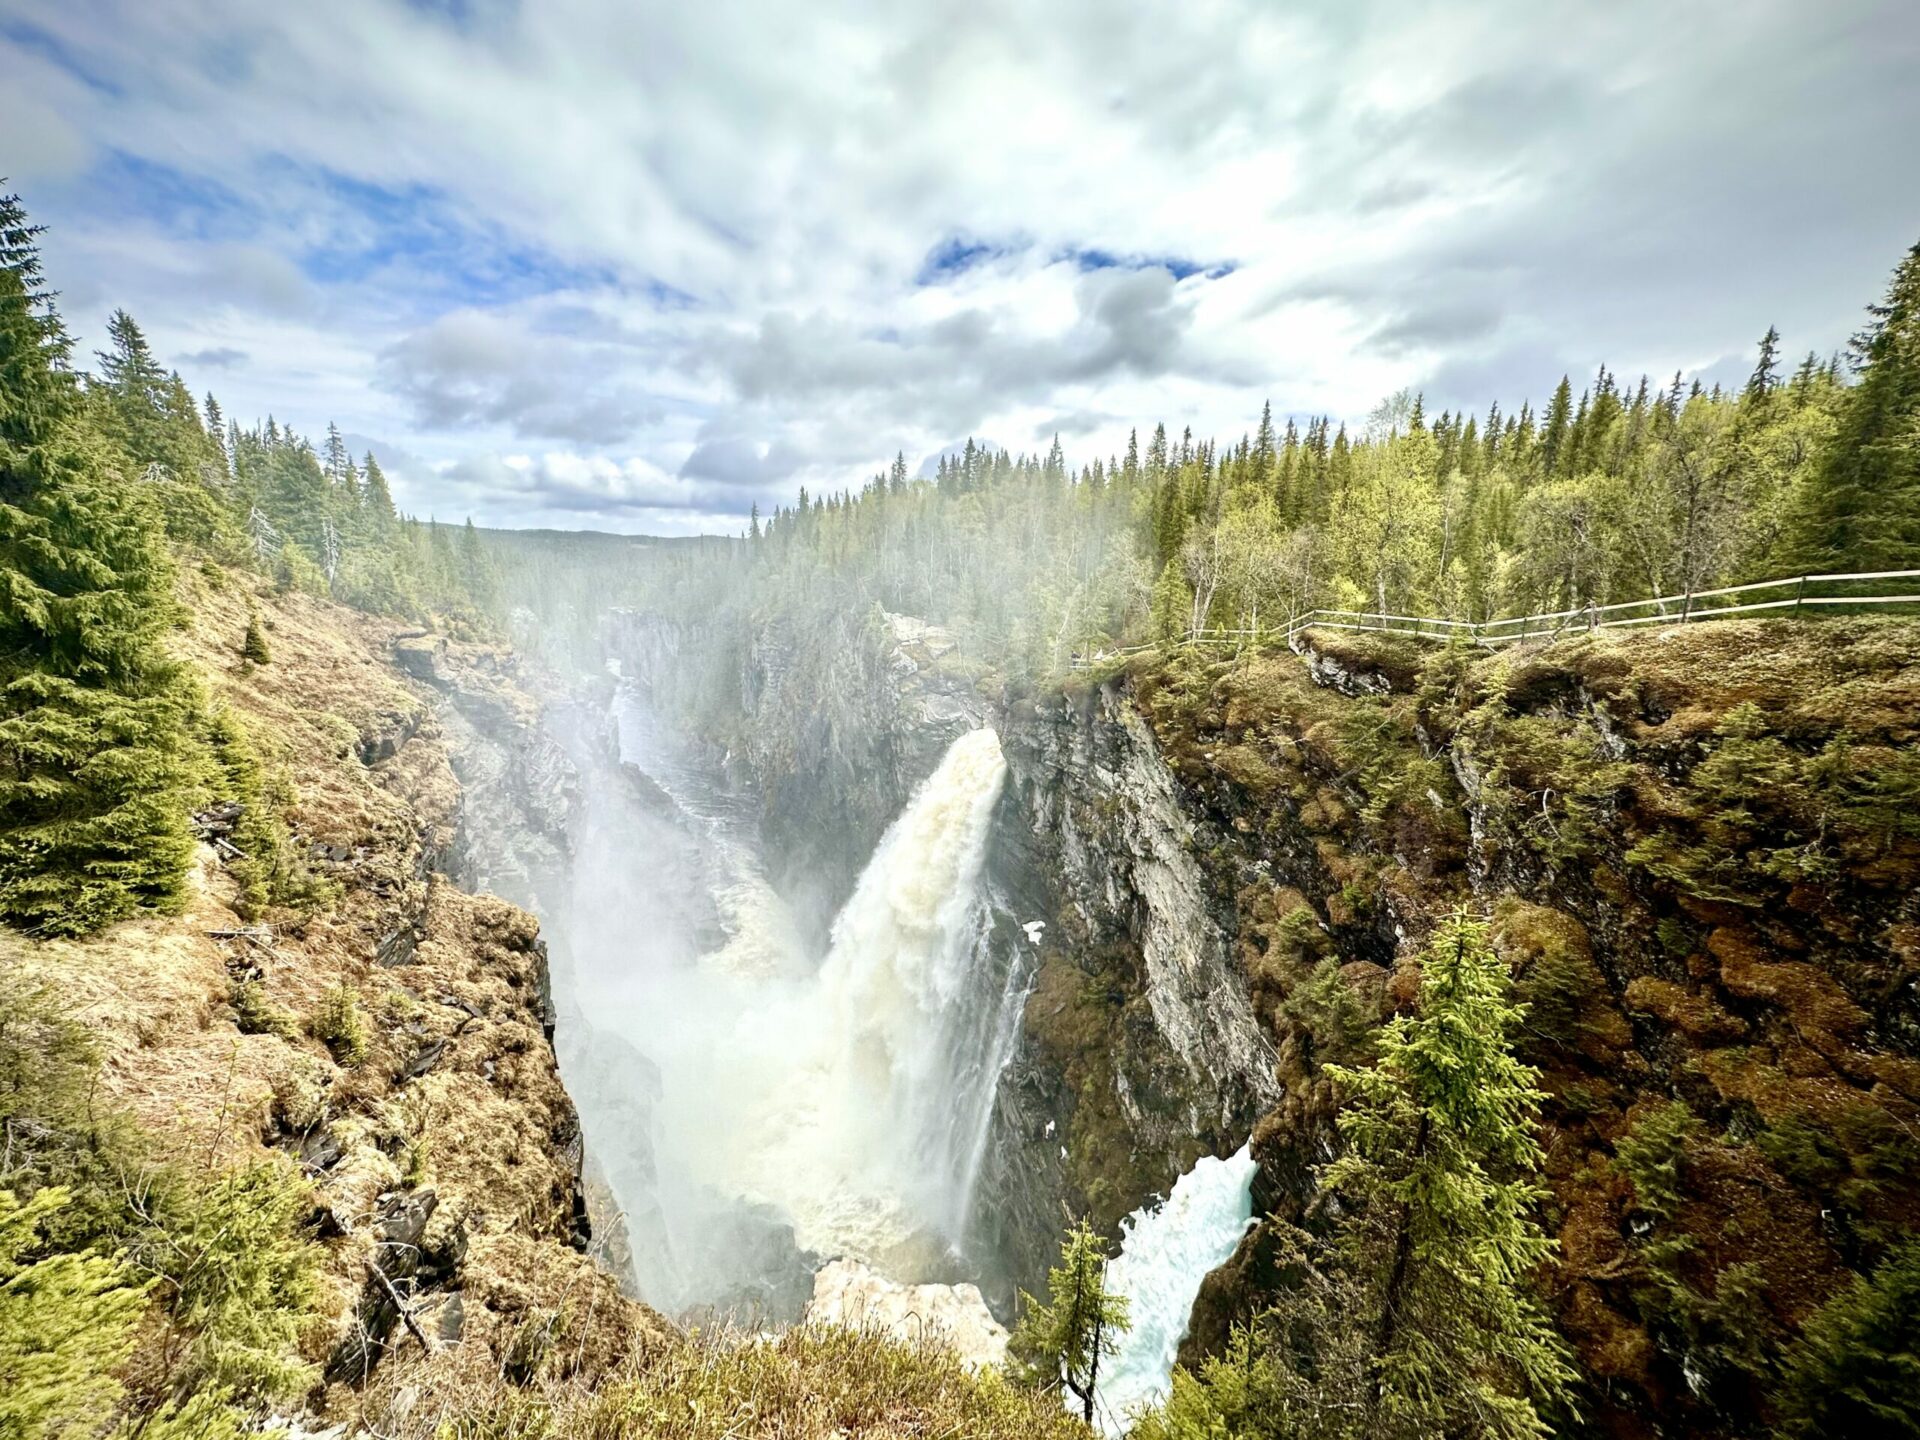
[557,702,1020,1315]
[746,728,1014,1267]
[1089,1146,1260,1436]
[556,687,1255,1421]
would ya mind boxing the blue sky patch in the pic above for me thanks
[84,151,254,239]
[916,234,1024,286]
[0,19,124,96]
[290,164,617,305]
[1066,247,1236,281]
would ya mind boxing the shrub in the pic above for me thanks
[1779,1240,1920,1438]
[0,1187,150,1436]
[1615,1100,1705,1221]
[240,610,271,667]
[311,982,370,1067]
[268,1057,330,1135]
[131,1158,324,1404]
[229,975,296,1039]
[205,709,336,921]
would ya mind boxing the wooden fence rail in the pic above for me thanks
[1067,570,1920,670]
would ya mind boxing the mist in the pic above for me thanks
[539,680,1027,1320]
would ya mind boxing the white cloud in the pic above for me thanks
[5,0,1917,530]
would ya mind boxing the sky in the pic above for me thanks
[4,0,1918,535]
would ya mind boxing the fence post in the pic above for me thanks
[1794,575,1807,614]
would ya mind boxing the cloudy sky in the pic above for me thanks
[5,1,1917,533]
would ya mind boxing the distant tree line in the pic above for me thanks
[618,233,1918,694]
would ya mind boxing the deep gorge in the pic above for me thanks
[442,601,1920,1440]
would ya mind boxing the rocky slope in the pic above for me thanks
[1124,619,1920,1439]
[0,568,671,1432]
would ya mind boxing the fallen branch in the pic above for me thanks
[369,1258,436,1355]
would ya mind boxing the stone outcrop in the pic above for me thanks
[806,1258,1009,1372]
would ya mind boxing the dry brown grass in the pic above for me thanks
[365,1320,1087,1440]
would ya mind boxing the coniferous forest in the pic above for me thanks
[504,235,1920,726]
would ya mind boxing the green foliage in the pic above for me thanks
[0,966,312,1432]
[431,1322,1091,1440]
[1320,910,1577,1439]
[1787,240,1920,569]
[1008,1219,1131,1425]
[0,1186,150,1439]
[1614,1100,1705,1221]
[228,976,296,1039]
[1277,954,1373,1074]
[204,707,333,921]
[311,982,370,1067]
[1613,1102,1786,1402]
[0,217,202,937]
[1628,701,1920,903]
[240,610,271,666]
[85,309,238,555]
[1779,1240,1920,1438]
[1140,914,1576,1440]
[130,1158,323,1403]
[0,966,95,1138]
[1452,668,1631,871]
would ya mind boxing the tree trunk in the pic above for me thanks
[1368,1111,1432,1420]
[1084,1307,1104,1425]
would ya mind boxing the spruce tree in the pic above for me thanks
[1323,910,1577,1439]
[0,194,199,936]
[87,311,228,546]
[1786,238,1920,569]
[1746,324,1782,403]
[240,609,271,667]
[359,450,397,530]
[1540,376,1573,476]
[1009,1219,1131,1426]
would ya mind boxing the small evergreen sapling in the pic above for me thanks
[1008,1218,1131,1426]
[240,608,271,667]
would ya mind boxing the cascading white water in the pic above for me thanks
[559,711,1019,1313]
[735,728,1013,1270]
[1087,1146,1259,1436]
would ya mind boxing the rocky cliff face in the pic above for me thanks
[975,684,1283,1296]
[598,598,1918,1439]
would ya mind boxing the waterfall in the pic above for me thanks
[745,728,1014,1270]
[559,714,1020,1315]
[1087,1146,1259,1436]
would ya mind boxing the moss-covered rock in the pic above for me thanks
[1107,617,1920,1440]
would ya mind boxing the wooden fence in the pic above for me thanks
[1068,570,1920,670]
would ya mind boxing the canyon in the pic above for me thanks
[22,566,1915,1439]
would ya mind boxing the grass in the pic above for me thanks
[387,1323,1090,1440]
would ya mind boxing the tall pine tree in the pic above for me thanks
[0,191,199,936]
[1786,239,1920,569]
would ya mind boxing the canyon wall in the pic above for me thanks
[609,602,1920,1439]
